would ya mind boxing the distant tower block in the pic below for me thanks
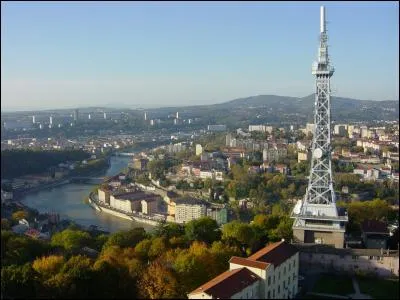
[176,112,179,119]
[49,116,53,125]
[32,116,36,124]
[144,112,147,121]
[73,109,79,121]
[88,114,91,120]
[291,6,348,249]
[104,112,107,119]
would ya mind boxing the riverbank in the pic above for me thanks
[87,193,160,227]
[14,155,153,233]
[12,159,111,200]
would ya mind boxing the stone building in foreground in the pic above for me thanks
[188,241,299,299]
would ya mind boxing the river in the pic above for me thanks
[19,155,155,233]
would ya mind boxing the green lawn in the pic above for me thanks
[357,276,399,299]
[312,274,355,296]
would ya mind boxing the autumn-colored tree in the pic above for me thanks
[32,255,65,280]
[12,210,28,222]
[139,261,180,299]
[173,242,213,294]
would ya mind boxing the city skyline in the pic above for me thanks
[1,1,399,111]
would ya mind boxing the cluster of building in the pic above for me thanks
[8,209,68,241]
[96,173,228,225]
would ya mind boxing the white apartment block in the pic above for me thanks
[263,144,287,162]
[248,125,274,134]
[110,195,135,213]
[175,199,207,224]
[188,241,299,299]
[334,124,348,137]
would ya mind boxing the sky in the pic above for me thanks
[1,1,399,111]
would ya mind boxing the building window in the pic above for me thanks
[288,277,291,284]
[369,256,373,260]
[268,291,271,298]
[352,255,359,260]
[284,267,286,274]
[268,277,271,285]
[278,286,280,294]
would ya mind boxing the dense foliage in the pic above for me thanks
[1,211,295,299]
[1,149,90,179]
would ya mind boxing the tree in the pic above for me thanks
[12,210,29,222]
[185,217,220,244]
[2,232,49,266]
[138,261,180,299]
[148,237,167,260]
[51,229,91,253]
[134,238,152,261]
[32,255,65,280]
[102,227,147,250]
[1,263,38,299]
[1,218,11,230]
[221,221,256,250]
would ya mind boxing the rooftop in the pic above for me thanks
[361,220,389,234]
[229,256,270,270]
[188,267,261,298]
[248,241,299,267]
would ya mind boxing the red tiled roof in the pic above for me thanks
[188,267,261,298]
[248,241,299,267]
[229,256,270,270]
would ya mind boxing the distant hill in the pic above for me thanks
[147,94,399,127]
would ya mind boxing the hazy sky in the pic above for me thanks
[1,1,399,111]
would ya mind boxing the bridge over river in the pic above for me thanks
[69,177,106,184]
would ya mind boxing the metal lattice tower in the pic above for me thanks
[291,6,348,248]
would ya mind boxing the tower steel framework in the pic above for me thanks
[291,6,348,248]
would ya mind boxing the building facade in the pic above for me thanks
[188,241,299,299]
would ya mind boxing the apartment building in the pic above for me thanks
[188,241,299,299]
[175,197,207,224]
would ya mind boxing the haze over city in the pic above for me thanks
[1,1,399,111]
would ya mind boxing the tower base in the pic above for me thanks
[293,227,345,248]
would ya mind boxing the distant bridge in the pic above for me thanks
[114,152,135,157]
[70,177,106,184]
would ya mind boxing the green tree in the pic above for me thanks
[185,217,221,244]
[51,229,91,253]
[103,227,147,250]
[1,263,38,299]
[148,237,167,260]
[134,238,152,261]
[221,221,256,250]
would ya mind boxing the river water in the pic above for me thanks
[20,155,155,233]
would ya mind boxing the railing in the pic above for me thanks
[291,212,348,221]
